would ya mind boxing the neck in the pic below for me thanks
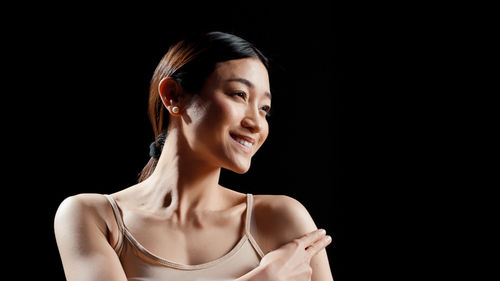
[141,128,224,223]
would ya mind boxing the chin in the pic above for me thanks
[227,160,251,174]
[233,167,250,174]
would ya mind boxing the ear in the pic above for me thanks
[158,77,183,115]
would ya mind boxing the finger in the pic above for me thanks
[305,235,332,259]
[297,229,327,247]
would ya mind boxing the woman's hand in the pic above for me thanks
[237,229,332,281]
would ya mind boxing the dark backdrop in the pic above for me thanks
[3,3,465,280]
[3,3,347,281]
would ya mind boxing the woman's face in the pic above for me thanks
[181,58,271,174]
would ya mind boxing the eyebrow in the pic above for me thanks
[226,78,272,99]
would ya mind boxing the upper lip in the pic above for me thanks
[230,132,256,144]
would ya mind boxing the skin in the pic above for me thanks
[54,58,334,280]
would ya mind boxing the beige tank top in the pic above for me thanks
[104,193,265,281]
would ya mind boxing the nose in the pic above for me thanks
[241,108,262,133]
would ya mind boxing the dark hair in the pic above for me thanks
[138,31,269,182]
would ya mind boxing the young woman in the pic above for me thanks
[55,31,334,281]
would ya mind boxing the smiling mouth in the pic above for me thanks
[230,133,254,149]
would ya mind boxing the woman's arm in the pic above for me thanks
[236,229,333,281]
[254,195,335,281]
[54,194,128,281]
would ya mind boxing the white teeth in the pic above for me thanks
[235,137,252,148]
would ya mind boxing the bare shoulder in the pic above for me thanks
[55,193,110,218]
[54,194,129,280]
[252,194,318,254]
[253,194,311,219]
[54,193,114,234]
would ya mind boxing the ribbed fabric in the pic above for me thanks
[104,193,265,281]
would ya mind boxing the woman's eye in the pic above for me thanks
[261,105,271,116]
[233,91,247,100]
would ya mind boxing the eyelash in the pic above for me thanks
[233,91,247,100]
[232,92,271,117]
[261,105,272,117]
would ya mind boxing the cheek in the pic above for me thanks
[257,124,269,149]
[206,95,240,127]
[188,95,238,139]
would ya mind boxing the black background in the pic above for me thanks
[2,1,448,281]
[2,2,478,280]
[2,2,356,281]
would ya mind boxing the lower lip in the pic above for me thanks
[231,136,252,153]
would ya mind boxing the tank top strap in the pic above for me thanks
[104,194,125,234]
[245,193,265,258]
[244,193,253,233]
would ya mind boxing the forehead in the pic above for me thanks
[211,58,270,92]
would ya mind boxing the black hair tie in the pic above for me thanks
[149,133,167,159]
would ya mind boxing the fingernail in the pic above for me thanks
[319,229,326,235]
[325,235,332,242]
